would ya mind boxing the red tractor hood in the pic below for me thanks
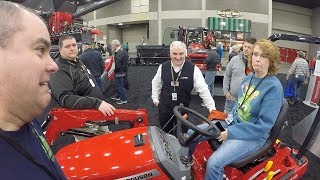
[56,127,165,179]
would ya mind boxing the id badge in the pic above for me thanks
[89,79,95,87]
[171,81,179,87]
[225,114,234,125]
[172,92,178,101]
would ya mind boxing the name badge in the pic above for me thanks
[225,114,234,125]
[89,79,95,87]
[172,93,177,101]
[87,69,91,74]
[171,81,179,87]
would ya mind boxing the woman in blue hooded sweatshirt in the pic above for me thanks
[188,39,284,180]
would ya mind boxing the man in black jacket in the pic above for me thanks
[79,42,105,91]
[204,43,220,99]
[50,35,115,116]
[111,39,128,105]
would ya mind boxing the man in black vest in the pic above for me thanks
[152,41,217,134]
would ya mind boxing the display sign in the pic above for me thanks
[314,60,320,76]
[208,17,251,33]
[311,76,320,105]
[304,75,320,107]
[218,9,242,18]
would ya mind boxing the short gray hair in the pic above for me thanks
[0,1,40,48]
[231,45,240,52]
[170,41,186,51]
[111,39,121,46]
[297,51,305,58]
[0,2,24,48]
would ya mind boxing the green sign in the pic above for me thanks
[208,17,251,33]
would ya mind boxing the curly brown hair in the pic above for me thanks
[248,39,280,75]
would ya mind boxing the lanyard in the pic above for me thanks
[0,123,62,180]
[238,75,266,111]
[78,61,92,81]
[171,65,182,92]
[68,59,92,81]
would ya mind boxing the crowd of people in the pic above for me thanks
[0,1,315,180]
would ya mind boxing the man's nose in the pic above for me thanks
[47,56,59,73]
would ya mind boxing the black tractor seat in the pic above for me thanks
[208,99,288,169]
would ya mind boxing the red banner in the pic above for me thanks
[311,76,320,104]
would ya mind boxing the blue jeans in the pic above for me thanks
[293,75,305,101]
[187,122,262,180]
[205,71,216,97]
[187,121,228,155]
[116,77,127,101]
[224,99,236,114]
[205,138,261,180]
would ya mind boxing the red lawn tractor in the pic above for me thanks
[44,97,313,179]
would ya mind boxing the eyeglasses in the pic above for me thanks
[252,52,268,59]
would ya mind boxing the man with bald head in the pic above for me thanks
[0,1,65,179]
[152,41,217,134]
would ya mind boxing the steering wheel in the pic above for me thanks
[173,106,221,146]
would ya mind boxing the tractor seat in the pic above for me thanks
[208,99,288,169]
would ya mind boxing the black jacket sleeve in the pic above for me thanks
[115,49,128,74]
[50,69,102,110]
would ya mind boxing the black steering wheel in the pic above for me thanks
[173,105,221,146]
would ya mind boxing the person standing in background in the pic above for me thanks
[152,41,217,134]
[79,42,105,91]
[286,51,310,102]
[111,39,129,105]
[125,42,129,53]
[309,57,316,75]
[204,43,220,99]
[229,44,240,61]
[217,42,223,60]
[223,38,257,113]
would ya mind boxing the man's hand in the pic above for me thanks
[304,79,308,85]
[225,92,232,100]
[208,110,227,121]
[218,129,228,143]
[286,76,289,80]
[98,101,116,116]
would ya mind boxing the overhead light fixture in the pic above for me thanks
[118,23,123,26]
[239,23,244,27]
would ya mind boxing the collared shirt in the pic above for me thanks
[287,58,310,78]
[115,46,121,52]
[152,60,216,112]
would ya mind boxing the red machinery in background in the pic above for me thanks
[47,0,119,45]
[178,27,215,71]
[136,26,215,72]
